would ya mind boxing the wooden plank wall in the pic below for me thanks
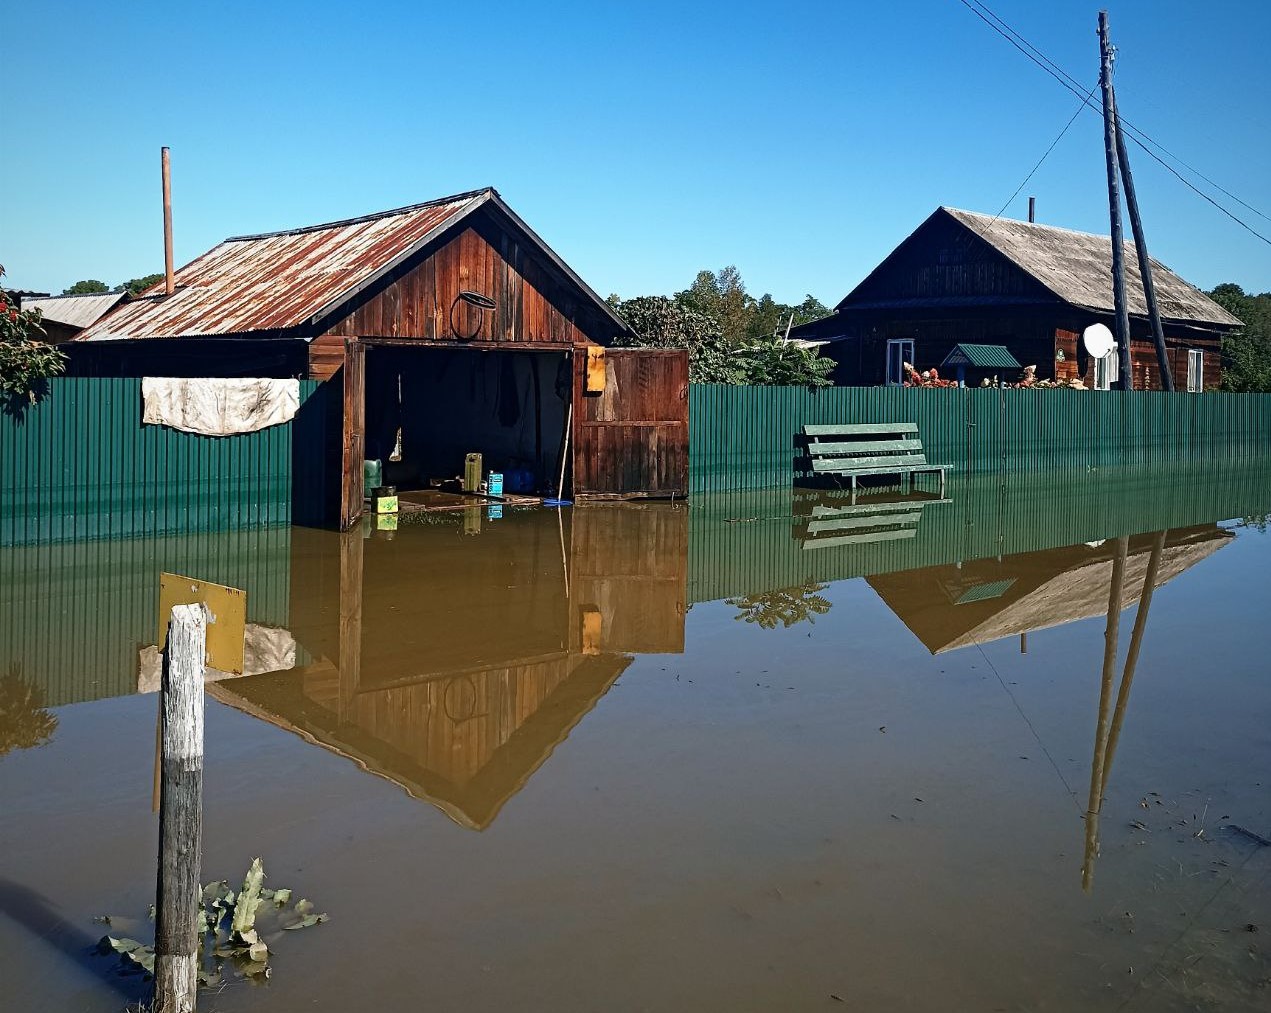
[572,349,689,498]
[315,212,612,354]
[1055,328,1222,390]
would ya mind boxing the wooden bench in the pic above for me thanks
[800,423,947,499]
[792,489,950,549]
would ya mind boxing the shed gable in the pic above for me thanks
[320,206,616,348]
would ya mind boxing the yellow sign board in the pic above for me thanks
[158,573,247,675]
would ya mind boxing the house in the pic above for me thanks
[866,525,1231,655]
[20,290,130,343]
[70,188,689,522]
[790,207,1242,390]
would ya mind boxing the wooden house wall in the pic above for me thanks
[312,210,615,380]
[847,215,1057,305]
[1055,327,1222,391]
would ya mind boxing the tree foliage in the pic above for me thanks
[610,295,741,384]
[119,273,165,295]
[62,279,110,295]
[727,582,833,630]
[1210,283,1271,393]
[612,267,835,387]
[0,267,67,407]
[0,664,58,757]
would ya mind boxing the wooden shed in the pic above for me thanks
[71,188,689,526]
[791,207,1242,390]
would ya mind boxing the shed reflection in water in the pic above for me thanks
[210,504,688,829]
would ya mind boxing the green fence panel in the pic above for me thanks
[689,385,1271,495]
[1,378,321,547]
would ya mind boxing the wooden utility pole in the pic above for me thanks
[1098,12,1133,390]
[161,147,175,297]
[1082,535,1127,893]
[155,603,206,1013]
[1114,107,1175,390]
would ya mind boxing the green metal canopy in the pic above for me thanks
[941,344,1022,370]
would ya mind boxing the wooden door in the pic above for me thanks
[340,338,366,530]
[572,348,688,498]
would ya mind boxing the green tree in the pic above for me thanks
[727,582,833,630]
[677,266,753,344]
[611,295,741,384]
[1210,283,1271,392]
[1,267,67,408]
[62,279,110,295]
[735,333,836,387]
[118,272,165,295]
[0,664,58,757]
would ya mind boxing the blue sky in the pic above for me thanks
[4,0,1269,304]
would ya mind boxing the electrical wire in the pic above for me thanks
[956,0,1271,246]
[975,80,1099,239]
[964,0,1271,226]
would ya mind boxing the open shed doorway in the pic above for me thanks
[362,345,572,502]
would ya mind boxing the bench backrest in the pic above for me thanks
[800,423,928,473]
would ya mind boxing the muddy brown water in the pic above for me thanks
[2,476,1269,1011]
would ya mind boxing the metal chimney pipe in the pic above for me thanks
[162,147,175,296]
[1028,196,1036,223]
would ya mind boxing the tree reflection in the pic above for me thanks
[0,664,58,758]
[727,581,832,630]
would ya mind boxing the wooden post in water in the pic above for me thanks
[1113,101,1175,391]
[1098,11,1133,390]
[155,603,206,1013]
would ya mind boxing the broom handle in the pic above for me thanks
[556,402,573,502]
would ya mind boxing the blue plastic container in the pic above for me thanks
[487,471,503,497]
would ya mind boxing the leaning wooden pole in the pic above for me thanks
[154,603,206,1013]
[1113,102,1175,391]
[1098,11,1133,390]
[1102,529,1167,776]
[1082,535,1128,893]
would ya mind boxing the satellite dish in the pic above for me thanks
[1082,322,1115,358]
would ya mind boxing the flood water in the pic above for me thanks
[2,467,1270,1011]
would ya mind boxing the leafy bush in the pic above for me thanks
[0,267,67,407]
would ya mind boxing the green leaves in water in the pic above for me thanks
[727,581,833,630]
[97,857,327,986]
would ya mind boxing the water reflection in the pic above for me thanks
[210,505,688,829]
[0,664,58,757]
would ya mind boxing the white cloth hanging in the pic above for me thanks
[141,377,300,435]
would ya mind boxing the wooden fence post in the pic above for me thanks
[155,603,206,1013]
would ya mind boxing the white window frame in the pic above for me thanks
[1093,348,1119,391]
[886,338,914,385]
[1186,349,1204,393]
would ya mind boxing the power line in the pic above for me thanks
[977,80,1099,239]
[965,0,1271,228]
[956,0,1271,246]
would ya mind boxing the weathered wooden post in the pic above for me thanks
[155,603,206,1013]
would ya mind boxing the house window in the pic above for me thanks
[1187,349,1204,392]
[886,339,914,385]
[1093,349,1119,391]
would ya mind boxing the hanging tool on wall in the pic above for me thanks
[389,372,403,462]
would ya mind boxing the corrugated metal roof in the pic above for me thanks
[941,343,1021,369]
[76,189,492,341]
[940,208,1242,328]
[23,292,128,329]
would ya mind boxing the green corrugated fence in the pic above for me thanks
[687,460,1271,605]
[689,385,1271,495]
[0,526,295,706]
[1,377,321,546]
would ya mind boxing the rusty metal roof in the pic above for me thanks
[77,189,494,341]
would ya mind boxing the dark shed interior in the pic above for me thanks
[364,345,571,496]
